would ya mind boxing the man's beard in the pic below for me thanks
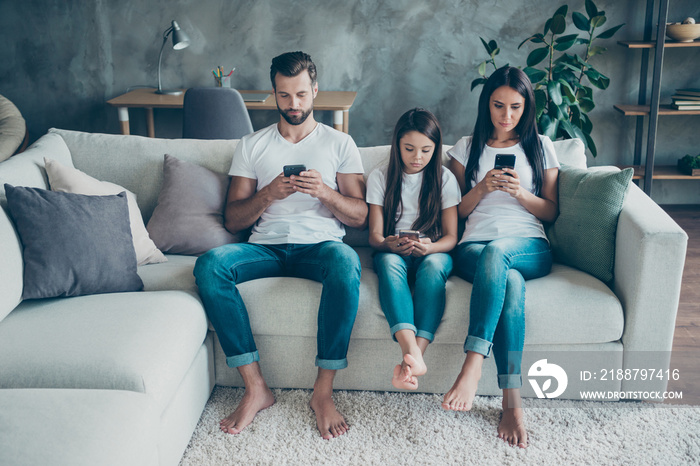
[278,105,313,125]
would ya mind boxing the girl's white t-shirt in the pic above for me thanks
[366,164,461,235]
[229,123,364,244]
[447,135,560,243]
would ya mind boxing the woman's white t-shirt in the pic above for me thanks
[366,164,461,235]
[447,135,560,243]
[229,123,364,244]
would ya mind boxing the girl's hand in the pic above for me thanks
[384,235,415,256]
[411,237,433,257]
[493,168,522,198]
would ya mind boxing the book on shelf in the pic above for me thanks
[675,88,700,97]
[673,104,700,110]
[672,95,700,104]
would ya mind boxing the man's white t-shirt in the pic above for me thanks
[366,164,461,235]
[229,123,364,244]
[447,135,560,243]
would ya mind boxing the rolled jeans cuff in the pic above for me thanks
[498,374,522,389]
[315,357,348,370]
[390,323,417,342]
[415,329,435,343]
[464,335,492,358]
[226,350,259,368]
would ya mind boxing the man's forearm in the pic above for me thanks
[318,188,368,229]
[224,186,275,234]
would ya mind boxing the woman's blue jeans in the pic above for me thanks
[454,237,552,389]
[373,252,453,343]
[193,241,361,371]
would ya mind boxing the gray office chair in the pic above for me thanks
[182,87,254,139]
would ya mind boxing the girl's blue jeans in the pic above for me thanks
[373,252,453,343]
[454,237,552,389]
[193,241,361,371]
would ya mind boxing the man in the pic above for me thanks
[193,51,367,440]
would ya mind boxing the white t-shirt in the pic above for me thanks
[229,123,364,244]
[366,164,461,235]
[447,135,560,243]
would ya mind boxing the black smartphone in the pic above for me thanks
[283,164,306,177]
[494,154,515,176]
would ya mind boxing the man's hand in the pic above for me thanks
[290,169,330,199]
[265,172,297,200]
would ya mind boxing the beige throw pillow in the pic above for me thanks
[44,158,166,265]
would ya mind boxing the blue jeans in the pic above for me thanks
[373,252,453,343]
[193,241,361,370]
[454,237,552,389]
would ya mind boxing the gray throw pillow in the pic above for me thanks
[546,166,634,284]
[146,154,243,255]
[4,184,143,299]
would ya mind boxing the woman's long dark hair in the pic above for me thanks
[465,66,545,195]
[384,108,443,242]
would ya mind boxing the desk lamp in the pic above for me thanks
[156,20,190,95]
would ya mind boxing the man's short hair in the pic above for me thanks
[270,51,317,90]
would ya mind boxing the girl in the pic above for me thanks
[444,66,560,448]
[367,108,460,390]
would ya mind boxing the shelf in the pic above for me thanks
[618,39,700,49]
[614,104,700,116]
[617,165,700,180]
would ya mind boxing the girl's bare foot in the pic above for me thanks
[220,386,275,435]
[392,361,418,390]
[442,352,483,411]
[498,389,527,448]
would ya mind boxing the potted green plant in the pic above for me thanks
[472,0,624,157]
[678,153,700,176]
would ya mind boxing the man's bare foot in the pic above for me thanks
[309,391,349,440]
[442,352,483,411]
[220,386,275,435]
[498,389,527,448]
[392,361,418,390]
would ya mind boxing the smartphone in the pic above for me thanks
[398,229,420,241]
[283,164,306,177]
[494,154,515,177]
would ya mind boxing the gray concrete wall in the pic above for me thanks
[1,0,699,203]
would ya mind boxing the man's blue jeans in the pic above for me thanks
[454,237,552,389]
[193,241,361,370]
[373,252,453,342]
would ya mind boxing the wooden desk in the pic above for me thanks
[107,88,357,137]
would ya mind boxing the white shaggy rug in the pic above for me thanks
[179,387,700,465]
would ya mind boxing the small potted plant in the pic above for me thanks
[677,153,700,176]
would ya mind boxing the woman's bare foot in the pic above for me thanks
[392,331,429,389]
[442,352,483,411]
[498,389,527,448]
[392,360,418,390]
[220,386,275,435]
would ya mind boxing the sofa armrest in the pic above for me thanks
[614,183,687,354]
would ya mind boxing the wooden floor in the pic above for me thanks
[660,205,700,406]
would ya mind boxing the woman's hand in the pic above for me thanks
[410,237,433,257]
[383,235,415,256]
[491,168,522,198]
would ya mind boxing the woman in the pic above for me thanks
[444,66,560,448]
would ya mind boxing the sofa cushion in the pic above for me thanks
[44,158,167,266]
[0,94,26,162]
[146,154,243,255]
[0,290,208,411]
[4,186,143,299]
[138,254,198,293]
[547,165,634,284]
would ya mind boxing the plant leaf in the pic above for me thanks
[480,37,493,54]
[548,81,563,106]
[527,47,550,67]
[588,45,607,56]
[544,17,552,35]
[471,77,487,91]
[540,114,559,140]
[595,23,625,39]
[524,67,547,84]
[591,15,607,28]
[585,0,598,19]
[573,12,590,31]
[584,132,598,157]
[554,5,568,17]
[555,34,579,44]
[554,37,578,51]
[534,89,547,119]
[518,35,540,49]
[579,97,595,113]
[550,14,567,35]
[559,79,577,102]
[478,61,487,76]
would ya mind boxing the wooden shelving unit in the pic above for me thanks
[615,0,700,195]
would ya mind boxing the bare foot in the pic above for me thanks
[309,391,349,440]
[404,352,427,377]
[498,390,527,448]
[220,387,275,435]
[442,353,483,411]
[392,362,418,390]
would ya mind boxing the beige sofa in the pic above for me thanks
[0,128,687,466]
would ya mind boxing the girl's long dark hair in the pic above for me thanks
[465,66,545,195]
[384,108,443,242]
